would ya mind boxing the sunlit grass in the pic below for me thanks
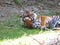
[0,30,58,45]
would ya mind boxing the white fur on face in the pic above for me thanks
[33,13,37,20]
[32,13,37,21]
[24,17,31,21]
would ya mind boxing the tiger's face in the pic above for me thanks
[24,17,33,29]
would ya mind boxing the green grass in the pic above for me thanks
[14,0,21,5]
[0,14,43,41]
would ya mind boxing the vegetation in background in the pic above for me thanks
[14,0,21,5]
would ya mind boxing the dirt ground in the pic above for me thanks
[0,5,20,22]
